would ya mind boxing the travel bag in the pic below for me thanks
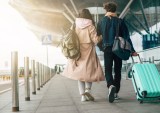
[130,55,160,103]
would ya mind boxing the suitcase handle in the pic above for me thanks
[131,54,142,64]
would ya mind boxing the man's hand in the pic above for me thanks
[98,35,102,42]
[131,52,139,56]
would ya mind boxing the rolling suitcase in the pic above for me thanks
[130,55,160,103]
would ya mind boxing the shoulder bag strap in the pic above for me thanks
[116,19,120,39]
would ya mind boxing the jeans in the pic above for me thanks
[104,46,122,93]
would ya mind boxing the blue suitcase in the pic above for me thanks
[130,55,160,103]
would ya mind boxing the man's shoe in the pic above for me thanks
[108,85,116,103]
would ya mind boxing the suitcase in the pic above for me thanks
[130,55,160,103]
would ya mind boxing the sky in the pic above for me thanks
[0,1,67,70]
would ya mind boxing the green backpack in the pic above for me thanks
[60,24,81,60]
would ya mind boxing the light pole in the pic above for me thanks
[41,34,52,66]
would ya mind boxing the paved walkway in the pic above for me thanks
[0,74,160,113]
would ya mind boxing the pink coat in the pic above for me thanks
[62,18,105,82]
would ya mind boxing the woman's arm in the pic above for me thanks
[89,25,102,45]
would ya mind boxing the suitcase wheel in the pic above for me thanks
[138,99,143,104]
[141,91,147,98]
[140,100,143,104]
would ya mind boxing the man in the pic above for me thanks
[97,2,138,103]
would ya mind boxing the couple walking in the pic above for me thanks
[62,2,138,103]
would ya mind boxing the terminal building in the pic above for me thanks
[0,0,160,113]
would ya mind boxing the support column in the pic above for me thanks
[36,62,40,90]
[11,51,19,112]
[24,57,30,101]
[31,60,36,94]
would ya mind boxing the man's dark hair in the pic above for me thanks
[103,2,117,12]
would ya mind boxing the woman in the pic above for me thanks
[62,9,105,102]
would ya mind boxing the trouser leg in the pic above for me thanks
[85,82,92,90]
[78,80,85,95]
[113,54,122,93]
[104,47,114,88]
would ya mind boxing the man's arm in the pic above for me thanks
[120,19,138,56]
[96,21,102,36]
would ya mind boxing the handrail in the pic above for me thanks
[137,46,160,53]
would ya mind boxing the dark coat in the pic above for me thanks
[97,16,135,52]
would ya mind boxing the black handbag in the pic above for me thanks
[112,20,132,60]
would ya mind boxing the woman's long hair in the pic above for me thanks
[78,9,95,25]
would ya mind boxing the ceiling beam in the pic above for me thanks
[62,12,74,24]
[125,20,143,36]
[9,0,62,14]
[138,0,150,33]
[70,0,79,15]
[130,10,150,34]
[63,3,76,20]
[119,0,134,19]
[120,8,130,19]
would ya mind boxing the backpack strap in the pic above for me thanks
[70,23,76,30]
